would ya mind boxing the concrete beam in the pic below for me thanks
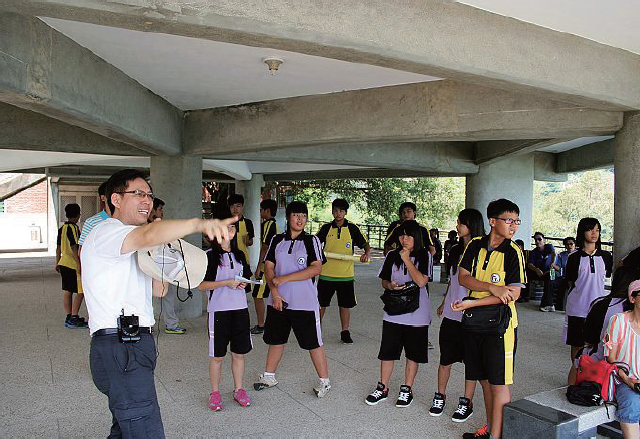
[221,142,477,174]
[4,0,640,110]
[264,168,444,181]
[475,139,567,165]
[534,152,567,182]
[0,103,145,156]
[185,81,623,155]
[0,13,182,155]
[556,139,615,173]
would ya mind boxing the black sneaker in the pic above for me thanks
[340,330,353,344]
[396,385,413,407]
[429,392,445,416]
[452,396,473,422]
[365,382,388,405]
[250,325,264,335]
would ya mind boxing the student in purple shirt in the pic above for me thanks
[365,220,432,408]
[564,217,612,385]
[430,208,484,422]
[253,201,331,398]
[198,221,252,411]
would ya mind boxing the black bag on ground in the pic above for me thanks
[566,381,604,406]
[380,281,420,316]
[461,298,511,335]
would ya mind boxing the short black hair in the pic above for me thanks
[64,203,80,219]
[398,202,417,216]
[153,198,165,210]
[260,199,278,217]
[98,181,108,197]
[286,200,308,217]
[562,236,576,246]
[486,198,520,219]
[458,208,485,240]
[533,231,545,239]
[228,194,244,206]
[332,198,349,211]
[105,169,150,213]
[515,239,525,248]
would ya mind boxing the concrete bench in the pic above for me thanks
[503,386,618,438]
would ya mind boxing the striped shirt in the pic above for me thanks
[78,210,109,245]
[604,312,640,379]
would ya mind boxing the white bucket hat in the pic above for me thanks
[137,239,208,288]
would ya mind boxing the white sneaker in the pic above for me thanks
[253,374,278,391]
[314,379,331,398]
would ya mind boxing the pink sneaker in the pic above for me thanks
[233,388,251,407]
[209,391,222,411]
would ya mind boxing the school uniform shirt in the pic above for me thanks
[264,231,326,311]
[57,222,80,270]
[234,216,255,265]
[203,250,251,312]
[565,249,613,318]
[378,249,432,326]
[458,235,527,328]
[316,219,368,281]
[442,243,467,322]
[256,218,278,273]
[78,210,109,246]
[81,218,154,334]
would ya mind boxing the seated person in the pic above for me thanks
[551,237,576,311]
[528,232,556,312]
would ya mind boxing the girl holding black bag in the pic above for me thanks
[364,220,432,408]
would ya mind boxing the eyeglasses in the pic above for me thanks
[116,190,154,201]
[492,217,522,225]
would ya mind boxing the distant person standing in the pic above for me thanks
[384,202,434,256]
[430,228,443,265]
[228,194,254,269]
[316,198,371,344]
[56,203,87,328]
[551,236,576,311]
[148,198,186,335]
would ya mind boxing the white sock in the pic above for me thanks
[264,372,275,377]
[320,377,330,385]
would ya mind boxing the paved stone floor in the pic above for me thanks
[0,255,570,438]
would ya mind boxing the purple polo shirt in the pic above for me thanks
[378,249,432,326]
[203,249,251,312]
[265,231,326,311]
[442,243,467,322]
[565,249,613,318]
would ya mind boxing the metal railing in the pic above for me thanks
[305,220,389,250]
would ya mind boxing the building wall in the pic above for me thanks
[4,180,48,214]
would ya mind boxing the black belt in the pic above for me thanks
[92,327,152,337]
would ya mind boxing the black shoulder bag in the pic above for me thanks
[380,281,420,316]
[461,296,512,335]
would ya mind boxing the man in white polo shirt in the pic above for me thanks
[81,169,233,438]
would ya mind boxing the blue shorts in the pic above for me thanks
[616,381,640,424]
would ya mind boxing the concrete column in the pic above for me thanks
[150,155,203,318]
[234,174,263,271]
[613,112,640,262]
[465,154,534,246]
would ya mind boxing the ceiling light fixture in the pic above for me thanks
[263,57,284,75]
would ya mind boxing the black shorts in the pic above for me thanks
[317,279,356,308]
[378,320,429,364]
[208,309,252,358]
[263,306,322,350]
[59,265,78,293]
[464,327,518,385]
[439,317,465,366]
[564,316,586,347]
[252,275,271,299]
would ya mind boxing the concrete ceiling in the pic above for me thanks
[459,0,640,55]
[41,17,442,111]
